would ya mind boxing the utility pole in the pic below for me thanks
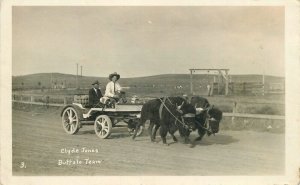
[76,63,78,89]
[262,71,265,96]
[80,66,82,77]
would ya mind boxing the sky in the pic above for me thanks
[12,6,284,77]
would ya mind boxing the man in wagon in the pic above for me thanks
[88,80,103,108]
[100,72,123,107]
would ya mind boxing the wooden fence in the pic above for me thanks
[230,82,264,95]
[12,94,285,121]
[211,82,284,96]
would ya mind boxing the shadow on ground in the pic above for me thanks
[196,134,239,146]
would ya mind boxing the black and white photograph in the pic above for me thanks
[1,1,300,185]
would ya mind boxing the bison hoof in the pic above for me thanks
[163,143,169,146]
[189,143,196,148]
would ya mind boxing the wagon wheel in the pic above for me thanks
[62,107,80,135]
[94,115,112,139]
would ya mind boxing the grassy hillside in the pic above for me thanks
[12,73,284,89]
[12,73,284,98]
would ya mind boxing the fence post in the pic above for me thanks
[231,102,237,126]
[64,97,67,105]
[46,96,49,109]
[31,96,35,102]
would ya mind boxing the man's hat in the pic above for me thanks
[92,80,100,85]
[109,72,120,81]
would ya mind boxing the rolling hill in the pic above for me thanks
[12,73,284,92]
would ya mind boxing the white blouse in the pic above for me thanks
[104,81,122,97]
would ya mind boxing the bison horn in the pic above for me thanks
[178,101,184,109]
[196,107,204,115]
[177,109,183,114]
[176,101,184,110]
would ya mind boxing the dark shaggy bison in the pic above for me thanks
[187,96,223,146]
[190,96,210,109]
[132,97,197,145]
[132,97,187,141]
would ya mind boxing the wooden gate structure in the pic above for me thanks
[189,68,230,96]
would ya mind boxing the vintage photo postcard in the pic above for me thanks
[1,0,300,185]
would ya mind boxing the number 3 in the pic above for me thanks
[20,162,26,168]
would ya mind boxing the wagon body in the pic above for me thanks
[61,102,144,139]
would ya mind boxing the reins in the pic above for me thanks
[159,97,194,129]
[195,120,212,134]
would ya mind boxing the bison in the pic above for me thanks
[132,97,197,145]
[187,96,223,146]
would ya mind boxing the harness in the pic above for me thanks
[195,120,213,135]
[196,107,218,135]
[159,97,195,130]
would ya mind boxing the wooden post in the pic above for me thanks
[30,96,34,108]
[231,102,237,126]
[46,96,49,109]
[64,97,67,105]
[225,70,229,96]
[76,63,78,89]
[190,70,193,95]
[262,74,265,96]
[217,72,220,95]
[31,96,34,102]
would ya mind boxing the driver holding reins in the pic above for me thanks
[100,72,122,106]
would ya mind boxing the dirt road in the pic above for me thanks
[12,109,284,176]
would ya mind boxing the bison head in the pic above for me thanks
[190,96,210,109]
[195,105,222,135]
[179,103,197,131]
[207,107,222,134]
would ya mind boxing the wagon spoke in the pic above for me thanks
[100,130,104,135]
[67,110,70,119]
[94,115,112,139]
[69,109,73,118]
[71,124,75,132]
[66,124,70,131]
[62,107,80,135]
[64,123,69,128]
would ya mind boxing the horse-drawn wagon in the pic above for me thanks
[60,94,144,139]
